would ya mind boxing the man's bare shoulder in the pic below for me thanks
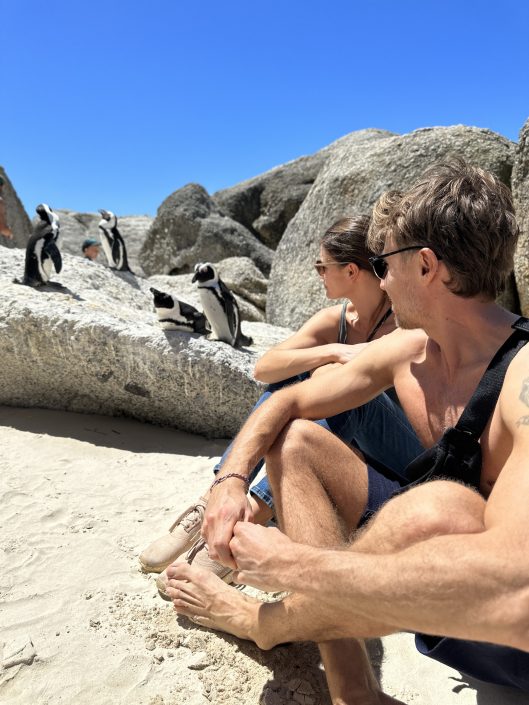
[500,342,529,431]
[363,327,428,362]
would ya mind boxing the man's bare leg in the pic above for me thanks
[168,422,486,702]
[264,420,399,705]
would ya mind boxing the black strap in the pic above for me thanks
[338,302,348,344]
[456,317,529,438]
[366,306,392,343]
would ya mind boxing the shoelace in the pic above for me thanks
[186,537,207,564]
[169,502,205,534]
[181,503,205,532]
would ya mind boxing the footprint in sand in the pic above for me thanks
[0,636,37,686]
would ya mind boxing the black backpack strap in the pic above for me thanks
[338,302,348,344]
[456,317,529,438]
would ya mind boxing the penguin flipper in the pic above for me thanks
[45,242,63,273]
[179,300,201,318]
[111,238,122,267]
[218,278,239,343]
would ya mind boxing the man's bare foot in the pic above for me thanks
[166,562,263,644]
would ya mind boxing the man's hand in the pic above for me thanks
[0,228,13,239]
[229,522,298,592]
[202,479,252,569]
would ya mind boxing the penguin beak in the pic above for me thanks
[191,273,198,283]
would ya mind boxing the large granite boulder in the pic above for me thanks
[140,183,273,277]
[0,248,291,438]
[149,256,267,322]
[213,129,394,249]
[267,125,516,329]
[513,118,529,316]
[55,209,153,276]
[0,166,32,249]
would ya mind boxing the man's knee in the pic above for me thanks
[268,419,320,459]
[373,480,486,543]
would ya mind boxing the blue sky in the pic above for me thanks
[2,0,528,217]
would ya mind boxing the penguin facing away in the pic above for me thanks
[17,203,62,287]
[98,209,133,272]
[150,287,210,334]
[191,262,253,347]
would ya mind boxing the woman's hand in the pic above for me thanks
[328,342,367,365]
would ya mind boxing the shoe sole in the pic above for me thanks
[139,530,202,574]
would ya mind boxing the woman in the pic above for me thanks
[140,215,423,592]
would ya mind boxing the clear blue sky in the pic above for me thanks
[2,0,528,217]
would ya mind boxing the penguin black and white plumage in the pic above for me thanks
[150,287,209,334]
[98,209,133,272]
[191,262,253,347]
[17,203,62,287]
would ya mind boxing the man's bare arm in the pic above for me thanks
[231,348,529,650]
[203,330,407,566]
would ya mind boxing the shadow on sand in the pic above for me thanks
[0,406,228,458]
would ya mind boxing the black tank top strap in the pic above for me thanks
[456,316,529,438]
[338,302,348,344]
[403,316,529,490]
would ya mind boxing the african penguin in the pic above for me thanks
[98,209,133,272]
[150,287,210,334]
[16,204,62,287]
[191,262,253,347]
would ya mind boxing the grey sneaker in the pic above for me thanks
[139,498,206,573]
[156,537,235,601]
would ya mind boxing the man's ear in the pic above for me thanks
[419,249,439,280]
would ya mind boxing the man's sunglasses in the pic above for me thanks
[369,245,441,280]
[314,261,351,276]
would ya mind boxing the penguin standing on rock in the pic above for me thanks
[150,287,210,334]
[16,203,62,287]
[98,209,133,272]
[192,262,253,347]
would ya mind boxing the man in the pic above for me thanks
[82,237,101,261]
[0,176,13,239]
[167,160,529,703]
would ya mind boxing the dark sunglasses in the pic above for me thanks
[369,245,442,280]
[314,261,352,276]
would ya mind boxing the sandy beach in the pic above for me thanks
[1,405,528,705]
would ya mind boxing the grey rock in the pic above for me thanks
[140,183,273,277]
[0,248,291,438]
[148,254,267,323]
[55,209,153,276]
[268,125,516,329]
[260,689,285,705]
[214,129,394,249]
[0,166,32,249]
[513,118,529,316]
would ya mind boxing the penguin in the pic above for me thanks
[191,262,253,347]
[16,204,62,287]
[98,209,133,272]
[150,287,210,334]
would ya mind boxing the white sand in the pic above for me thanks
[1,406,528,705]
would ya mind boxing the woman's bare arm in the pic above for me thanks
[254,306,352,383]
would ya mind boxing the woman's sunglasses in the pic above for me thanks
[314,261,351,276]
[368,245,441,280]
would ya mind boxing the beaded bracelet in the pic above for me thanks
[210,473,250,490]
